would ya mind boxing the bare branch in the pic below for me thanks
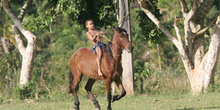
[2,0,22,28]
[179,0,189,17]
[183,0,199,44]
[1,37,9,53]
[185,0,199,23]
[182,0,199,62]
[174,16,184,48]
[193,14,219,39]
[12,26,26,56]
[18,0,31,21]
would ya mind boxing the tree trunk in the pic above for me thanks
[3,0,37,85]
[119,0,134,95]
[190,16,220,94]
[157,44,161,70]
[139,77,143,94]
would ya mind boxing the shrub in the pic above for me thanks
[14,81,36,99]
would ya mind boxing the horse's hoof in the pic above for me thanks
[111,95,118,102]
[95,108,101,110]
[74,107,79,110]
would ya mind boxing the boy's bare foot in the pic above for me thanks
[98,70,103,76]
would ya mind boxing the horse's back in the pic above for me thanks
[69,47,116,79]
[69,47,99,78]
[70,47,97,64]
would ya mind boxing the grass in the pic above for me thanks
[1,93,220,110]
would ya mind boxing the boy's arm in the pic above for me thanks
[87,32,97,42]
[97,30,107,36]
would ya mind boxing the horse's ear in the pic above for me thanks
[113,28,118,32]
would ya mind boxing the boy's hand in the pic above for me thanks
[94,33,100,37]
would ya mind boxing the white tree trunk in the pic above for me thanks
[190,16,220,94]
[3,0,37,85]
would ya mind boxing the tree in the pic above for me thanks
[2,0,37,85]
[137,0,220,94]
[118,0,134,95]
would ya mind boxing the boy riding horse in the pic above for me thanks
[85,19,107,76]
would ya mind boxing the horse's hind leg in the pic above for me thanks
[69,67,82,110]
[112,79,126,102]
[85,78,101,110]
[105,79,112,110]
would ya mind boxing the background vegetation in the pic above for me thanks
[0,0,220,109]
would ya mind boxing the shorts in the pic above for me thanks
[93,43,107,54]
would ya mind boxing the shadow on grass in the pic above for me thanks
[174,106,220,110]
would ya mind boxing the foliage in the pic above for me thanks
[157,0,181,17]
[134,62,152,94]
[24,0,117,32]
[205,5,219,27]
[136,0,166,44]
[0,50,21,97]
[0,96,3,104]
[14,80,36,99]
[134,62,151,81]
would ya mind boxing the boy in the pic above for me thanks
[85,19,107,76]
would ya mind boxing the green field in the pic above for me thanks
[1,93,220,110]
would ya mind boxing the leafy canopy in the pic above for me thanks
[24,0,117,32]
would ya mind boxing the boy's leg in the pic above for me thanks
[96,47,103,76]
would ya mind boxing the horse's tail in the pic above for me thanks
[68,69,79,94]
[68,69,73,94]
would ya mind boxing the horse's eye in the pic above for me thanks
[119,35,122,37]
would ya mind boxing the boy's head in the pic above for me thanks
[85,19,95,30]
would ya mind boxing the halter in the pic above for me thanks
[100,32,131,57]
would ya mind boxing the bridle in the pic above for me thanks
[119,32,131,50]
[100,32,131,57]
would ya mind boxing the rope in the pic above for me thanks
[99,34,121,57]
[99,34,119,47]
[99,34,112,42]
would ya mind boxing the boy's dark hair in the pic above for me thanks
[85,19,93,26]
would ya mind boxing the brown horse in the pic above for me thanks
[68,27,134,110]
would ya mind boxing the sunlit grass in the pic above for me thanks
[1,93,220,110]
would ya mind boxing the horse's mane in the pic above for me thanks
[106,27,127,58]
[116,27,127,33]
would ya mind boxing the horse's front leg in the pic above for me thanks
[112,79,126,102]
[105,79,112,110]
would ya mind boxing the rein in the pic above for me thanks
[99,34,120,57]
[99,33,130,57]
[99,33,130,49]
[99,34,118,46]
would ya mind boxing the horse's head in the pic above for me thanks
[113,27,134,53]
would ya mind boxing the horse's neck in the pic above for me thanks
[111,38,122,62]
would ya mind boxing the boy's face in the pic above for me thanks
[86,20,95,30]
